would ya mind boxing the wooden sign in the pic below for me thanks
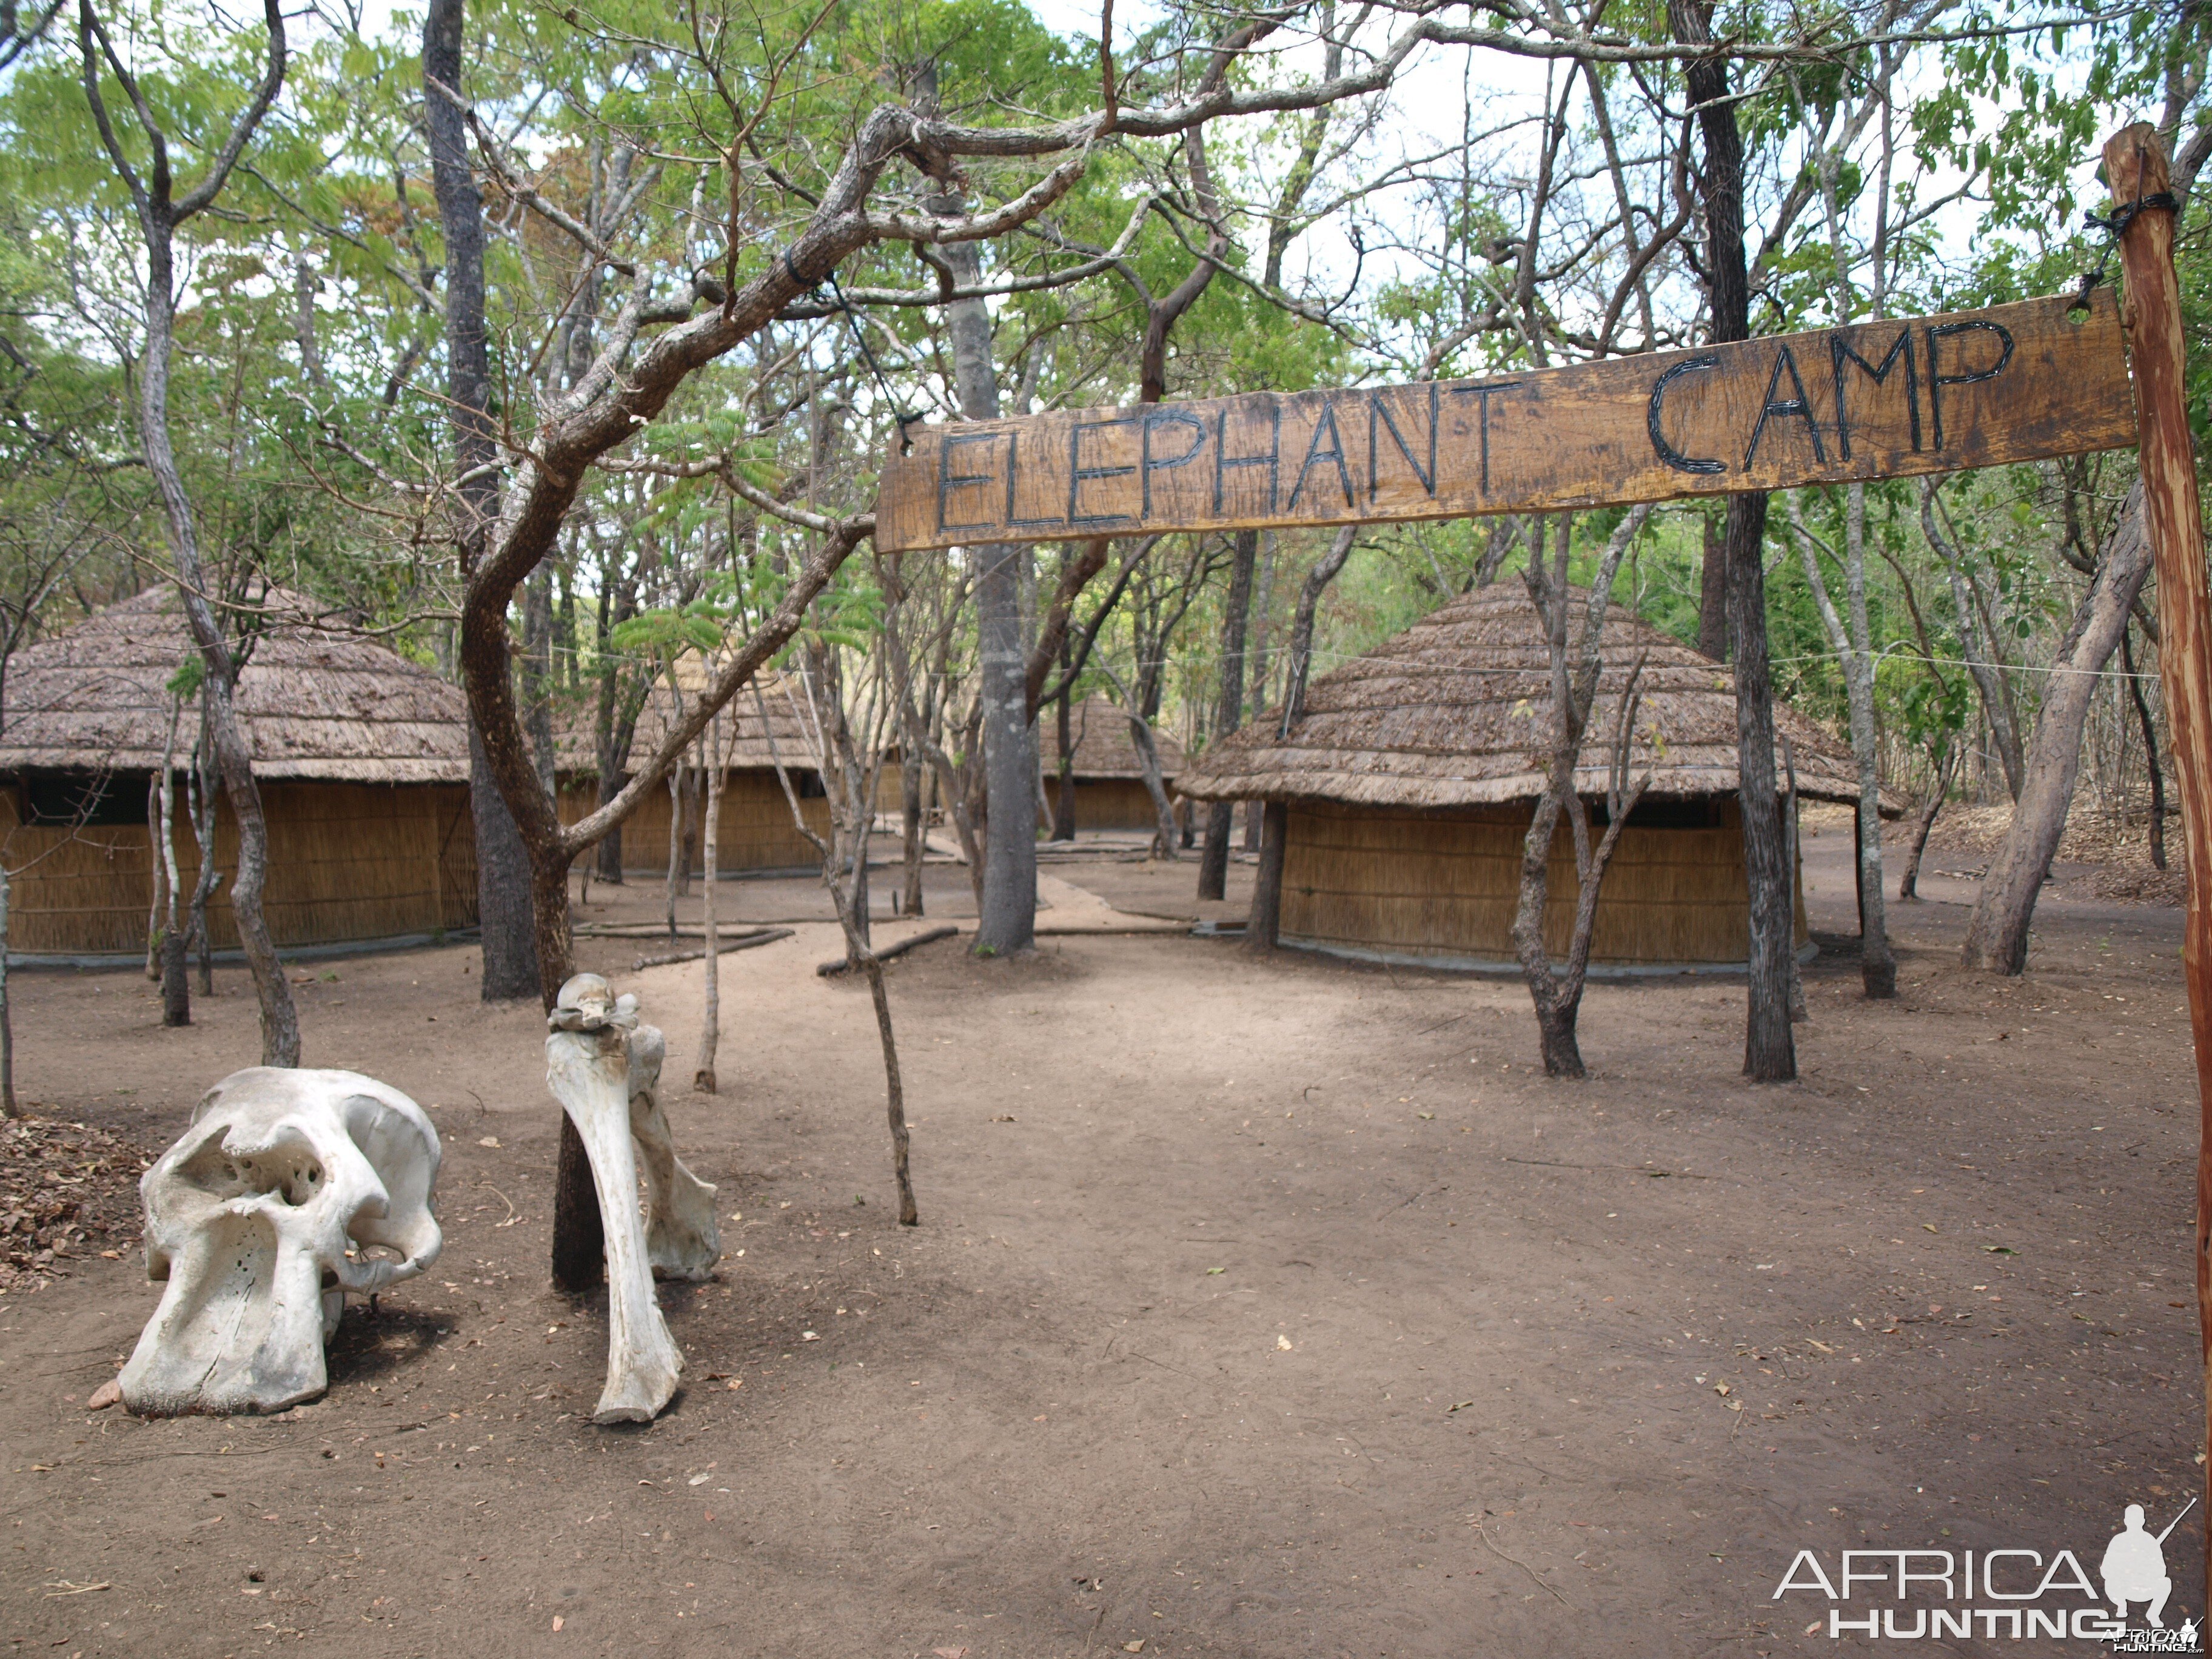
[874,291,2135,553]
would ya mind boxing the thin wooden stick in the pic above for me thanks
[2104,122,2212,1623]
[695,709,725,1093]
[816,925,958,977]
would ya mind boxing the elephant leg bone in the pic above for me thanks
[546,1028,685,1424]
[624,1027,719,1282]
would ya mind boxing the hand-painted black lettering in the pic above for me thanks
[937,431,1005,532]
[1829,327,1919,460]
[1743,343,1826,470]
[1004,430,1070,530]
[1646,356,1724,475]
[1214,399,1281,514]
[1141,408,1207,518]
[1068,417,1138,528]
[1449,381,1523,493]
[1285,401,1355,512]
[1367,383,1440,501]
[1925,320,2015,451]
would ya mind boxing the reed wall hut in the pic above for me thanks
[1176,585,1879,973]
[1044,696,1187,831]
[0,588,478,956]
[557,669,833,876]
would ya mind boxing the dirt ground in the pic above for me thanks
[0,826,2199,1658]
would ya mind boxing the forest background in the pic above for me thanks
[0,0,2204,1076]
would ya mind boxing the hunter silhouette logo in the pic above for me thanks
[2103,1500,2191,1628]
[1773,1495,2204,1645]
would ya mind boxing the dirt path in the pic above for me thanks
[0,834,2196,1657]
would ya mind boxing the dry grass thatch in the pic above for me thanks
[555,662,826,777]
[0,586,468,783]
[1047,695,1186,779]
[1177,583,1885,814]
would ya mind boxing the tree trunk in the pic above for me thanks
[1897,748,1955,902]
[976,540,1037,954]
[1697,509,1728,660]
[426,0,586,1284]
[137,287,297,1068]
[155,705,189,1024]
[664,760,685,938]
[426,0,541,1003]
[900,744,927,916]
[1728,495,1795,1080]
[0,862,15,1124]
[1199,529,1259,900]
[2123,626,2169,870]
[187,720,219,993]
[1247,800,1289,950]
[1674,0,1792,1081]
[1963,486,2154,973]
[1788,490,1894,996]
[695,729,723,1093]
[471,725,543,997]
[594,769,625,883]
[0,862,16,1118]
[1051,645,1077,841]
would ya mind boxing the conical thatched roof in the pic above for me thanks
[554,662,822,777]
[0,586,468,783]
[1048,695,1186,779]
[1177,583,1885,813]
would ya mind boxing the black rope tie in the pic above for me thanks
[813,267,923,455]
[2072,181,2181,310]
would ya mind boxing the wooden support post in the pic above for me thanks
[2107,122,2212,1617]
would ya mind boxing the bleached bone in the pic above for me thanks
[546,974,719,1423]
[119,1068,443,1416]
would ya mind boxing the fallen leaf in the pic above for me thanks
[552,1615,563,1632]
[726,1378,743,1390]
[1124,1644,1145,1654]
[1276,1335,1293,1351]
[1982,1245,2019,1255]
[478,1136,501,1150]
[1712,1382,1731,1397]
[1446,1399,1475,1413]
[1922,1224,1938,1233]
[86,1379,121,1411]
[1206,1267,1225,1276]
[688,1473,711,1486]
[1417,1112,1435,1121]
[802,1331,820,1342]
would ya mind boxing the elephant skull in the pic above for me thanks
[118,1067,443,1416]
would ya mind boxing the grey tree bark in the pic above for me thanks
[1511,509,1655,1077]
[1921,481,2025,802]
[1672,0,1792,1080]
[1963,486,2155,974]
[1198,529,1259,900]
[78,0,300,1066]
[423,0,543,1002]
[936,230,1035,954]
[1786,492,1895,996]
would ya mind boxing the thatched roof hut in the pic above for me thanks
[1044,695,1186,833]
[554,665,832,876]
[1178,584,1878,973]
[0,586,477,956]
